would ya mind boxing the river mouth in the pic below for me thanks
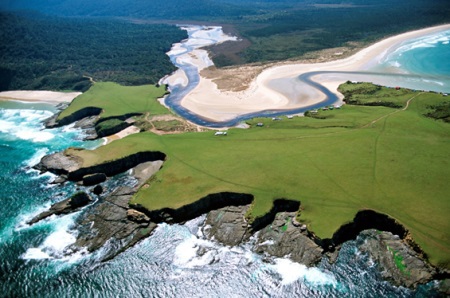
[162,26,450,128]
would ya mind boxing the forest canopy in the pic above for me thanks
[0,12,187,91]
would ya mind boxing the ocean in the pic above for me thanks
[372,29,450,93]
[0,27,448,297]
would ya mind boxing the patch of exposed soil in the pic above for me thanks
[136,113,207,135]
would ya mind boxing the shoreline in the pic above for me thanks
[180,24,450,122]
[0,90,82,104]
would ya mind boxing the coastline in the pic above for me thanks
[1,23,448,296]
[180,24,450,122]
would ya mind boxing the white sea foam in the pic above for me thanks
[176,242,216,267]
[22,248,52,260]
[391,30,450,56]
[22,213,80,261]
[17,130,55,142]
[0,119,13,133]
[23,148,49,167]
[270,258,337,286]
[173,235,220,268]
[0,109,55,142]
[43,229,77,253]
[61,122,76,132]
[15,203,52,231]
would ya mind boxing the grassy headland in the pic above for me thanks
[57,82,169,122]
[60,82,450,268]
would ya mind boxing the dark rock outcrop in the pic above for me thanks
[330,209,409,249]
[199,204,439,287]
[255,211,323,266]
[92,185,104,195]
[34,150,166,182]
[127,209,150,223]
[74,115,99,140]
[201,205,322,267]
[74,115,98,130]
[74,186,156,258]
[202,205,252,246]
[28,192,92,225]
[357,230,436,288]
[131,161,164,185]
[46,107,102,128]
[82,173,107,186]
[70,161,163,261]
[250,199,300,232]
[32,144,442,288]
[50,176,67,184]
[34,151,83,176]
[68,151,166,181]
[439,279,450,296]
[45,112,98,139]
[43,114,60,128]
[70,192,92,208]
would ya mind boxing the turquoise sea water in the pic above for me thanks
[372,29,450,93]
[0,28,449,297]
[382,29,450,77]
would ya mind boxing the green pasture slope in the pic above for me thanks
[67,82,450,268]
[57,82,170,121]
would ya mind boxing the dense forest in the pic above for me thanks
[1,0,449,91]
[211,0,450,65]
[0,13,186,91]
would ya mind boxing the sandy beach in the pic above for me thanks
[180,24,450,122]
[0,90,81,104]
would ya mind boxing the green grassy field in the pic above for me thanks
[65,83,450,268]
[57,82,169,121]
